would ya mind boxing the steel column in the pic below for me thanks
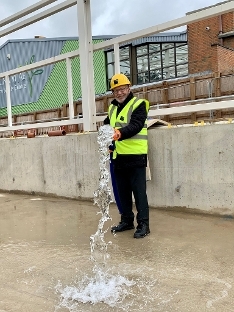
[5,76,12,127]
[77,0,96,131]
[66,57,74,119]
[114,43,120,74]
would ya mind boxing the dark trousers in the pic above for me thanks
[114,166,149,226]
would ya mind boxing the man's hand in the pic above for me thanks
[113,129,121,141]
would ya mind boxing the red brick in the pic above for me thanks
[188,13,234,75]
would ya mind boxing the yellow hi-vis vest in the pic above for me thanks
[108,97,149,159]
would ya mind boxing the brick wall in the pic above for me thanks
[223,37,234,50]
[221,12,234,32]
[220,12,234,49]
[215,45,234,73]
[187,16,220,74]
[188,12,234,75]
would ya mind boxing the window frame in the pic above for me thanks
[105,41,188,88]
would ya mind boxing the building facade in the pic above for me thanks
[0,37,109,116]
[188,7,234,75]
[0,33,188,117]
[0,1,234,117]
[105,32,188,87]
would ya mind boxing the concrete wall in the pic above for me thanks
[0,133,99,200]
[0,123,234,215]
[147,123,234,215]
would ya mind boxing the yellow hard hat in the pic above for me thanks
[110,73,131,90]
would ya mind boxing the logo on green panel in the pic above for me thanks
[19,55,44,97]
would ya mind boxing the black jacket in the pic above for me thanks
[104,92,148,169]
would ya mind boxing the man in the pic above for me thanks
[104,73,150,239]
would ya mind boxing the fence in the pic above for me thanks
[1,71,234,137]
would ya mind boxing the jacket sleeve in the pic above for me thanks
[103,116,110,125]
[119,101,147,140]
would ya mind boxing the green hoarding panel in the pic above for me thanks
[0,39,106,117]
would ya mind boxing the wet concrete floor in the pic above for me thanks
[0,192,233,311]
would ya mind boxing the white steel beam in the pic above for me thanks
[66,58,75,119]
[148,100,234,117]
[77,0,96,131]
[0,118,83,133]
[114,43,120,74]
[93,1,234,51]
[96,99,234,121]
[5,76,12,127]
[0,0,58,28]
[1,99,234,133]
[0,0,77,39]
[0,49,79,79]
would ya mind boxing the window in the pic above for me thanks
[176,63,188,77]
[105,41,188,88]
[176,44,188,65]
[105,46,131,89]
[120,47,130,78]
[136,45,148,56]
[135,42,188,85]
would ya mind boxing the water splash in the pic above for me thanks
[55,125,136,311]
[91,125,114,268]
[55,272,135,311]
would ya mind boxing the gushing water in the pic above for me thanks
[55,125,135,311]
[91,125,114,268]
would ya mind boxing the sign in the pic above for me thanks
[0,55,43,98]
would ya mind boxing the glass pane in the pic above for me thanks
[176,44,188,65]
[120,60,130,76]
[161,43,174,51]
[150,70,162,82]
[107,63,114,79]
[176,42,187,47]
[149,44,160,54]
[176,63,188,77]
[163,66,176,79]
[107,79,111,90]
[137,55,149,72]
[120,46,129,60]
[137,72,149,84]
[107,51,114,63]
[162,49,175,68]
[149,52,161,71]
[136,45,148,56]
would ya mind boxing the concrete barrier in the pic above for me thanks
[0,123,234,215]
[0,133,99,200]
[148,123,234,215]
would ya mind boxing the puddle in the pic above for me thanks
[0,127,233,311]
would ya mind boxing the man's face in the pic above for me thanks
[112,85,130,103]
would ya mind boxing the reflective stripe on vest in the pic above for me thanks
[108,97,149,157]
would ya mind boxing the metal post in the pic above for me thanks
[66,57,74,119]
[5,75,12,127]
[207,80,214,119]
[114,43,120,74]
[77,0,96,131]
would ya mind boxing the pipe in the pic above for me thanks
[219,15,223,45]
[48,129,66,136]
[27,130,36,138]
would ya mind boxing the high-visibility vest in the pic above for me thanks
[108,97,149,159]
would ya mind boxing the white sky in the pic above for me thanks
[0,0,232,45]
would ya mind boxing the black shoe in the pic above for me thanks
[111,222,134,233]
[134,223,150,238]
